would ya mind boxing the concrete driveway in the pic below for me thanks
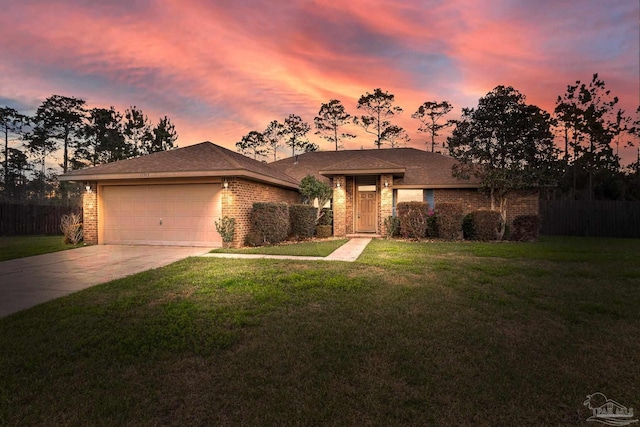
[0,245,212,318]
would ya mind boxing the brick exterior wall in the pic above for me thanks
[332,176,347,236]
[434,188,539,223]
[379,174,393,235]
[221,178,300,247]
[345,176,355,234]
[83,182,98,245]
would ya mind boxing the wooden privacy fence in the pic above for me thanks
[540,200,640,238]
[0,203,82,236]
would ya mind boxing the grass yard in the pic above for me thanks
[211,238,349,257]
[0,235,82,261]
[1,236,639,426]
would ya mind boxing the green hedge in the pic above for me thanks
[435,203,463,240]
[465,210,502,241]
[317,208,333,226]
[383,215,401,238]
[510,215,540,241]
[315,225,333,238]
[247,202,290,245]
[289,204,317,240]
[397,201,429,240]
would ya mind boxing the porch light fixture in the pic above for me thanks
[384,180,389,188]
[335,181,341,188]
[222,179,229,189]
[85,183,92,193]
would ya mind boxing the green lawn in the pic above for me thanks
[0,235,82,261]
[211,238,349,257]
[1,236,639,426]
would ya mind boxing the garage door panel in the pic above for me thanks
[102,184,221,247]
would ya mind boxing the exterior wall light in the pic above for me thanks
[384,180,389,188]
[223,179,229,189]
[85,183,92,193]
[336,181,341,188]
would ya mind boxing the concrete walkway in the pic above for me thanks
[323,238,372,262]
[202,238,373,263]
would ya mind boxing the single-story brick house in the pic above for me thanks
[60,141,538,247]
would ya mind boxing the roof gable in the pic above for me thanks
[59,142,299,188]
[270,148,478,187]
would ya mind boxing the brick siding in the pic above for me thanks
[345,176,355,234]
[434,188,538,223]
[83,182,98,245]
[379,174,394,235]
[332,176,347,236]
[222,178,300,247]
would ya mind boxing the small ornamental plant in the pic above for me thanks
[60,213,83,245]
[215,216,236,247]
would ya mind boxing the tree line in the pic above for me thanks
[237,77,639,202]
[236,88,454,160]
[1,95,178,205]
[1,73,637,206]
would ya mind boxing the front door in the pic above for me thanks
[357,191,377,232]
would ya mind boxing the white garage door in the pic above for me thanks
[102,184,222,247]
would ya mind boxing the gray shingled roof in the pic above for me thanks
[60,142,300,188]
[270,148,479,187]
[60,143,478,189]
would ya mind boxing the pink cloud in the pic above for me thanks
[0,0,637,163]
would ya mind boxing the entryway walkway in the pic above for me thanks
[324,238,372,262]
[201,238,373,263]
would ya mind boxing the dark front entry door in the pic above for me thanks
[357,191,377,232]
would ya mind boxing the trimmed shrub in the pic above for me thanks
[244,230,262,247]
[315,225,333,238]
[435,203,463,240]
[426,209,438,238]
[462,213,475,240]
[466,210,502,241]
[510,215,540,241]
[397,201,429,240]
[289,204,317,240]
[383,215,401,238]
[249,202,290,245]
[318,208,333,226]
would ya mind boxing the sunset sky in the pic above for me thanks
[1,0,639,166]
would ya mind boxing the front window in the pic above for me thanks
[396,189,423,203]
[393,189,435,215]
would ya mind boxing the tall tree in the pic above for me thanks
[300,141,319,153]
[1,107,27,195]
[31,95,87,174]
[556,74,625,200]
[282,114,311,157]
[353,88,406,148]
[381,125,409,148]
[3,147,30,200]
[145,116,177,154]
[314,99,356,151]
[123,106,152,157]
[412,101,454,152]
[448,86,559,239]
[78,107,130,166]
[24,125,56,174]
[263,120,284,162]
[236,130,268,160]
